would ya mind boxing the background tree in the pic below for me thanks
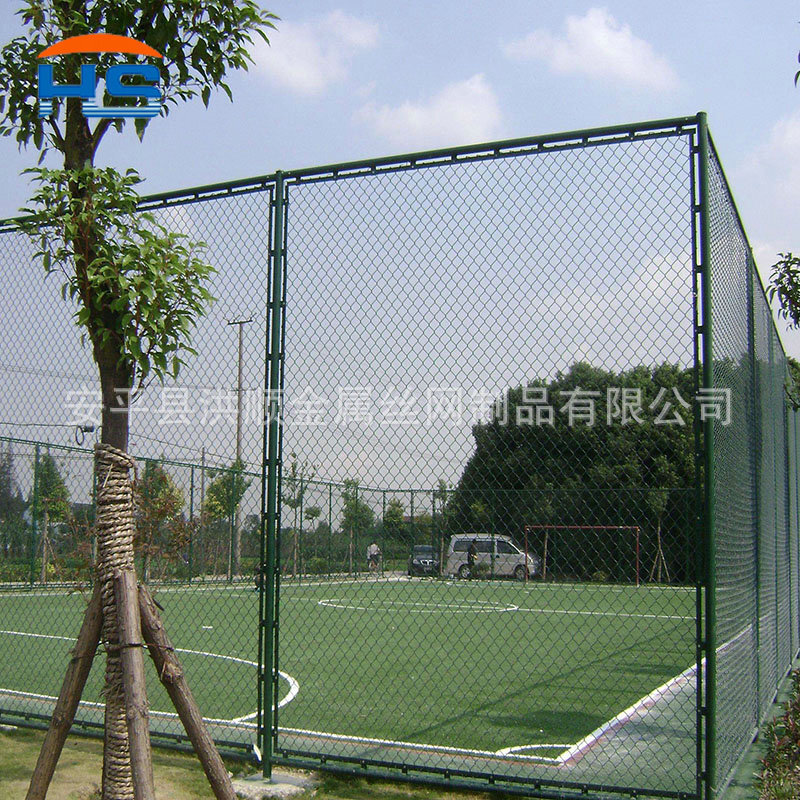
[447,362,696,583]
[304,504,321,561]
[134,461,184,582]
[383,497,405,540]
[433,479,452,572]
[202,459,251,578]
[0,2,276,795]
[32,451,70,584]
[341,479,374,574]
[0,446,27,562]
[281,455,314,576]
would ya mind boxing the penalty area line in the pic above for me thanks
[0,629,300,719]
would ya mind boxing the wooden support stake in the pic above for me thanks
[114,569,156,800]
[138,584,236,800]
[26,583,103,800]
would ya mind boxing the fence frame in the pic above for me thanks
[0,112,798,800]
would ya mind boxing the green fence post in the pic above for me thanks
[354,484,360,578]
[382,490,387,576]
[91,455,97,574]
[189,465,194,583]
[299,475,305,577]
[260,172,286,781]
[697,111,717,800]
[746,250,762,726]
[328,482,333,577]
[410,489,415,543]
[29,444,40,587]
[228,465,235,583]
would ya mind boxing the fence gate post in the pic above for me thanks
[29,443,40,587]
[259,173,286,781]
[696,110,717,800]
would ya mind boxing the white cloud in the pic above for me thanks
[739,111,800,245]
[732,112,800,356]
[503,8,678,91]
[358,74,503,150]
[253,10,378,95]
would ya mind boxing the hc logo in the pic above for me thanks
[37,33,163,120]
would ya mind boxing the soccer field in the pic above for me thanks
[0,575,695,766]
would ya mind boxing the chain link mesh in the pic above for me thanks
[0,118,797,799]
[0,185,275,754]
[274,129,698,796]
[707,142,797,794]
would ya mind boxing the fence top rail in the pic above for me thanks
[0,114,701,227]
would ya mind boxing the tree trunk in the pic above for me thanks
[26,583,102,800]
[40,505,49,584]
[138,585,236,800]
[95,442,136,800]
[114,569,155,800]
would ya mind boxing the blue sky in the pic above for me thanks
[0,1,796,260]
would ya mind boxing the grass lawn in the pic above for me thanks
[0,727,514,800]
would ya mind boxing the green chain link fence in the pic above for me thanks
[0,114,797,800]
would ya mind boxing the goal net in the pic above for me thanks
[522,525,641,586]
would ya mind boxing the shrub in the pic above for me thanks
[472,562,491,579]
[759,670,800,799]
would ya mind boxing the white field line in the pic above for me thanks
[0,630,299,718]
[318,599,519,614]
[554,662,698,765]
[278,727,564,764]
[496,743,573,755]
[514,608,693,621]
[500,623,754,765]
[0,575,405,600]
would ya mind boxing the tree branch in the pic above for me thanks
[91,119,112,154]
[47,118,64,151]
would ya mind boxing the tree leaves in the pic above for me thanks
[21,164,216,388]
[0,1,277,152]
[769,253,800,328]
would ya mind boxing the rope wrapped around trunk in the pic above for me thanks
[95,443,137,800]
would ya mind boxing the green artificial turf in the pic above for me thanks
[0,578,695,756]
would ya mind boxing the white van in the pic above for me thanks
[445,534,541,580]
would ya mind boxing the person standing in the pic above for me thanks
[467,539,478,578]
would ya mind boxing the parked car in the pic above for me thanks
[407,544,440,576]
[445,534,541,580]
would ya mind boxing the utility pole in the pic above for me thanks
[228,316,253,578]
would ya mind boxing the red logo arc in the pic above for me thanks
[38,34,163,59]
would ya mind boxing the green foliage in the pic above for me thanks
[135,460,188,581]
[202,460,251,522]
[447,361,696,582]
[281,455,315,513]
[34,451,70,522]
[411,512,433,542]
[22,165,215,386]
[136,461,184,531]
[0,447,27,559]
[0,0,277,154]
[382,498,404,537]
[786,356,800,410]
[759,670,800,799]
[341,479,374,534]
[769,253,800,328]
